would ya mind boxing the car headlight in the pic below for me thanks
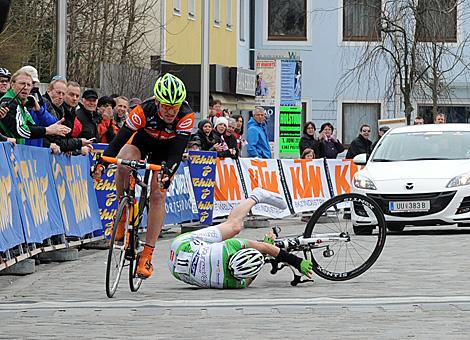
[353,174,377,190]
[447,172,470,188]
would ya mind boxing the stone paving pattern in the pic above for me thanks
[1,219,469,339]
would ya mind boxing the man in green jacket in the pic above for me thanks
[0,69,70,145]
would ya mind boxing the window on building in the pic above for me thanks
[416,0,457,42]
[343,0,381,42]
[173,0,182,15]
[268,0,307,41]
[226,0,233,29]
[188,0,196,19]
[214,0,221,26]
[239,0,245,41]
[342,103,380,145]
[418,105,470,123]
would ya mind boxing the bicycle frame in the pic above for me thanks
[274,233,351,252]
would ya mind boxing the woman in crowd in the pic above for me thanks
[212,117,239,159]
[191,119,215,151]
[318,122,344,159]
[231,114,244,150]
[299,121,320,157]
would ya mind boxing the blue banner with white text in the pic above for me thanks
[0,143,25,251]
[188,151,217,225]
[164,160,198,225]
[4,144,64,243]
[90,144,118,237]
[52,154,102,237]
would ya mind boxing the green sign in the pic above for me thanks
[279,107,302,157]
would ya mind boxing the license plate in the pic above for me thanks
[389,201,430,212]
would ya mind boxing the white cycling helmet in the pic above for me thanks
[0,67,11,79]
[229,248,265,279]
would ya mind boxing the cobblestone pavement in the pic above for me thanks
[1,219,470,339]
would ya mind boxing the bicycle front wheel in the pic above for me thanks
[303,193,386,281]
[129,228,143,292]
[106,196,130,298]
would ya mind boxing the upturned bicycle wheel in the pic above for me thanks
[106,196,130,298]
[303,193,386,281]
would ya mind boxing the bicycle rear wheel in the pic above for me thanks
[303,193,386,281]
[106,196,130,298]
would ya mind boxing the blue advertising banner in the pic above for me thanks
[52,154,102,237]
[188,151,217,225]
[90,144,118,237]
[5,144,64,243]
[164,161,199,225]
[0,143,25,251]
[280,60,302,107]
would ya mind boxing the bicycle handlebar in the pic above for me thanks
[101,156,162,172]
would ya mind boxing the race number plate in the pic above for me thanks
[389,200,430,212]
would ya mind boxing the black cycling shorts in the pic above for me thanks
[127,130,171,165]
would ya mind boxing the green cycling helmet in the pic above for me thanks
[154,73,186,105]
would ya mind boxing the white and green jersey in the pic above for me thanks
[168,226,248,289]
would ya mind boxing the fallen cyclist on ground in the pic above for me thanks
[168,188,313,288]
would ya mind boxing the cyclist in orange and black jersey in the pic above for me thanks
[104,97,194,169]
[99,73,194,279]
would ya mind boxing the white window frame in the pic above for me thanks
[188,0,196,20]
[263,0,312,46]
[173,0,182,16]
[214,0,221,27]
[226,0,233,30]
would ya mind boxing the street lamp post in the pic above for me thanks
[56,0,67,77]
[200,0,210,116]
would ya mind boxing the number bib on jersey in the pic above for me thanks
[174,251,192,275]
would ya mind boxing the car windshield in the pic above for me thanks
[372,131,470,162]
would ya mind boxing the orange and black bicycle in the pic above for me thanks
[99,156,162,298]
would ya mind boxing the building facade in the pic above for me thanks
[254,0,470,145]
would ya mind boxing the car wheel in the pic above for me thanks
[353,225,373,235]
[387,224,405,232]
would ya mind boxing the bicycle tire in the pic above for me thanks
[105,196,130,298]
[303,193,386,281]
[129,183,148,292]
[129,228,143,292]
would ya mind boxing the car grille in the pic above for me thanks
[366,191,456,217]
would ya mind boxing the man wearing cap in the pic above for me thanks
[72,89,100,140]
[97,96,118,143]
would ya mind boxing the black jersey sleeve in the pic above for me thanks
[103,125,134,158]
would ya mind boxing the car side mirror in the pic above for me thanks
[353,153,367,165]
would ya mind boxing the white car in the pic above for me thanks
[352,123,470,234]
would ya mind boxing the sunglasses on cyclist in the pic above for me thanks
[160,103,181,110]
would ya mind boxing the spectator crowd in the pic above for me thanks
[0,64,450,161]
[0,65,141,155]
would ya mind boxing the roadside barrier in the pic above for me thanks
[0,142,362,272]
